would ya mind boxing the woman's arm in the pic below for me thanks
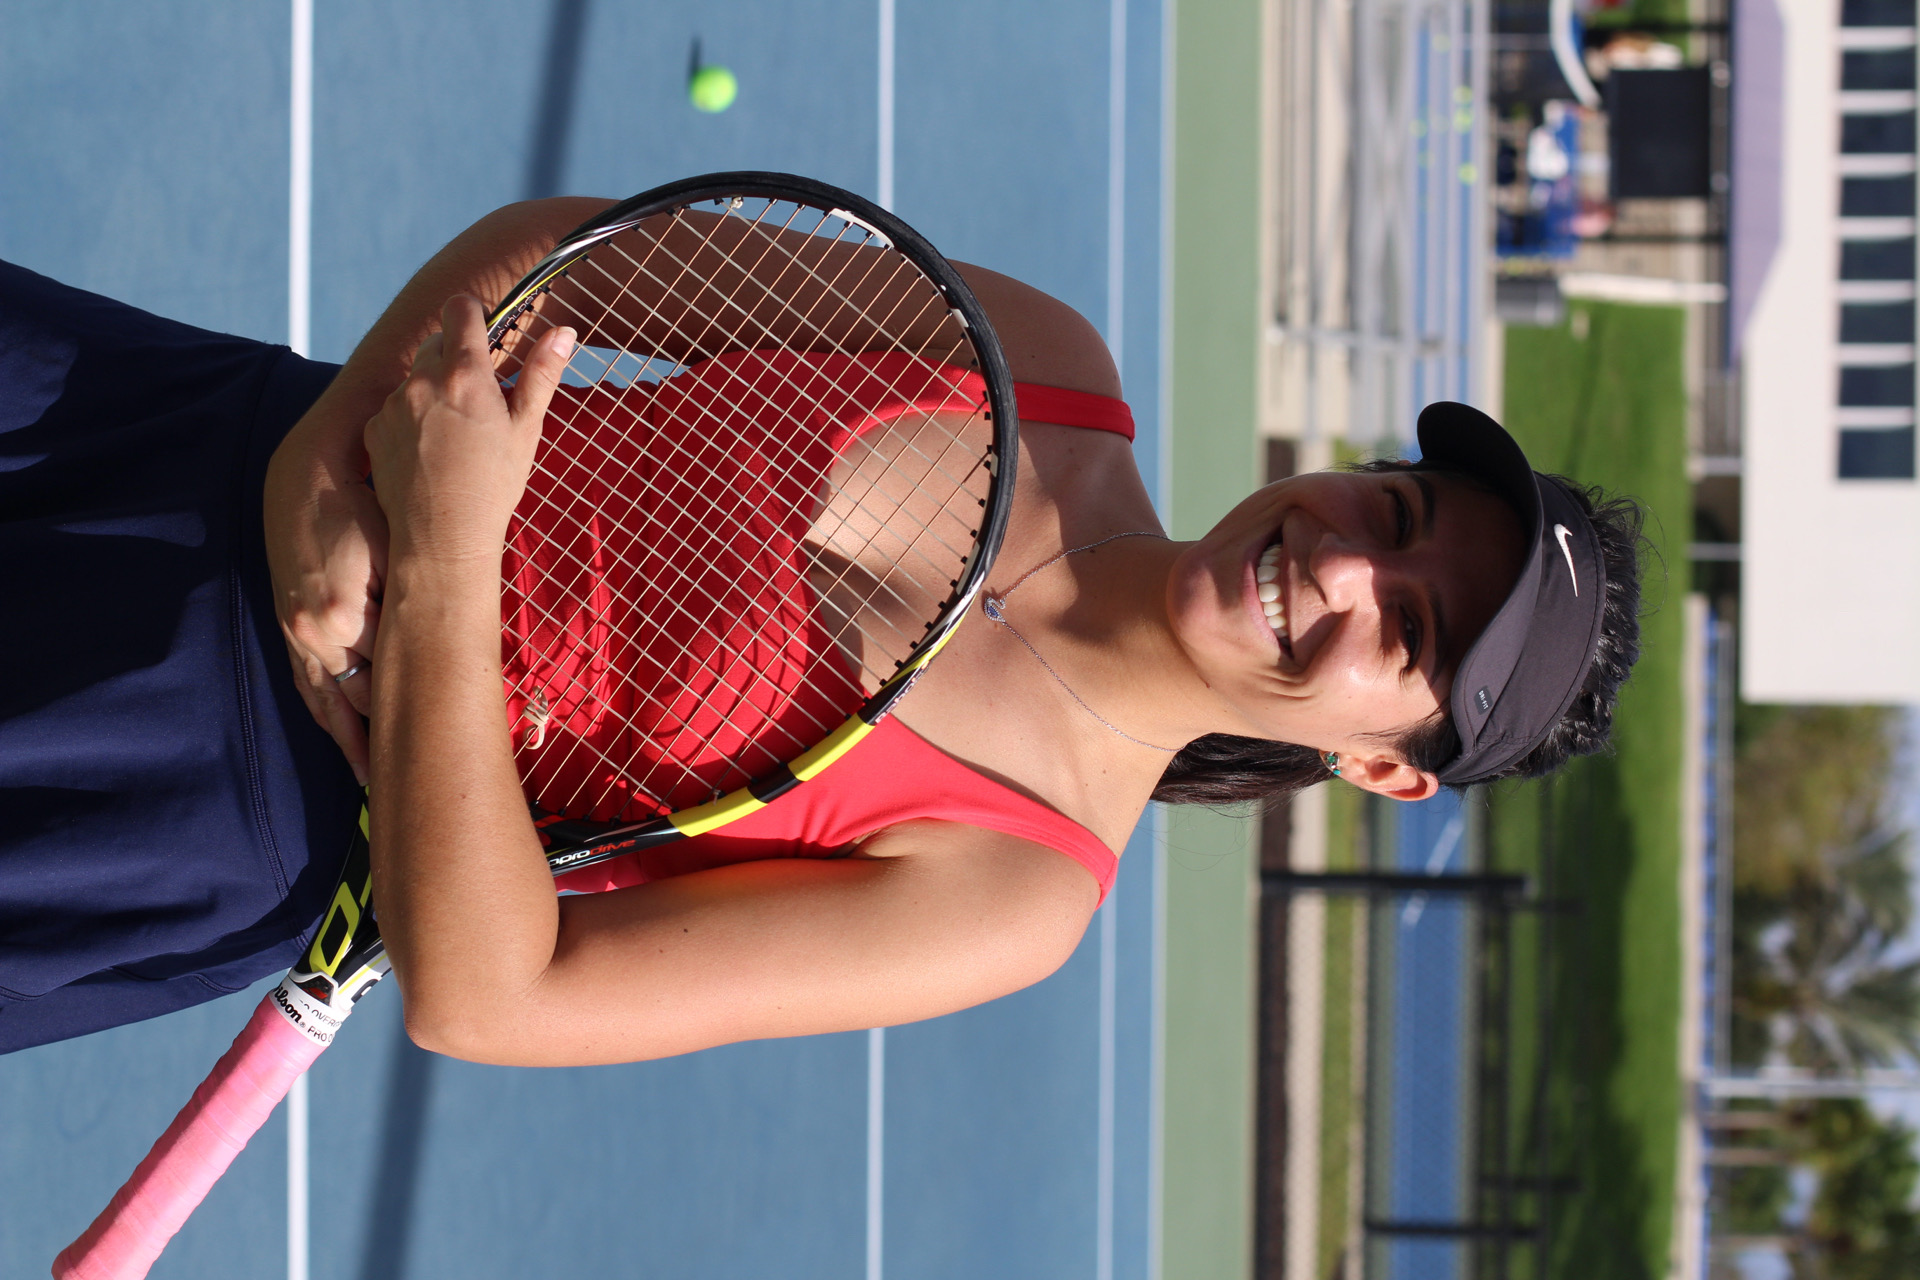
[265,197,615,779]
[525,212,1120,400]
[434,822,1099,1067]
[524,208,1121,400]
[365,299,1099,1066]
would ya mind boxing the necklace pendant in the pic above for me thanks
[983,594,1006,623]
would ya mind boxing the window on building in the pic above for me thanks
[1843,112,1919,154]
[1844,0,1918,25]
[1841,302,1917,342]
[1840,364,1917,405]
[1841,238,1918,279]
[1842,176,1917,217]
[1839,426,1918,478]
[1845,49,1919,91]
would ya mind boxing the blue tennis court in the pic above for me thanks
[0,3,1169,1277]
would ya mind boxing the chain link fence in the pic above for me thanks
[1259,776,1640,1280]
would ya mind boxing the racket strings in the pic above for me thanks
[509,353,984,816]
[509,217,987,612]
[504,228,987,813]
[506,267,981,729]
[583,204,988,489]
[558,219,994,623]
[528,298,980,618]
[503,213,990,771]
[602,200,959,374]
[512,380,981,815]
[493,202,998,820]
[515,223,988,673]
[499,469,846,790]
[564,217,993,513]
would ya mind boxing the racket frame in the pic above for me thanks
[487,172,1020,876]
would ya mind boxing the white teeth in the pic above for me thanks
[1258,539,1289,648]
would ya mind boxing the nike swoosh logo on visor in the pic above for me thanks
[1553,524,1578,596]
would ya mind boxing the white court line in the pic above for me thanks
[877,0,896,211]
[289,0,312,360]
[1148,808,1168,1280]
[866,1026,886,1280]
[868,10,895,1280]
[1097,5,1127,1279]
[1097,891,1119,1280]
[287,4,313,1280]
[1105,0,1128,370]
[287,1071,309,1280]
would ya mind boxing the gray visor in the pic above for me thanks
[1415,403,1607,786]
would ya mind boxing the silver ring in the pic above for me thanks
[332,663,365,683]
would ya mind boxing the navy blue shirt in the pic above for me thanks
[0,260,362,1052]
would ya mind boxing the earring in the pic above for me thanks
[1323,751,1341,777]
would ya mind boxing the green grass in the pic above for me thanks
[1491,302,1691,1280]
[1586,0,1692,26]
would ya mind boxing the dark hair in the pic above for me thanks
[1150,462,1647,806]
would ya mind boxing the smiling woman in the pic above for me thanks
[0,192,1646,1071]
[1153,418,1646,807]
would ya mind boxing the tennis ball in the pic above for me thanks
[688,65,738,113]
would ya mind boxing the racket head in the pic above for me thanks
[483,173,1017,864]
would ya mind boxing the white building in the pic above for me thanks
[1738,0,1920,702]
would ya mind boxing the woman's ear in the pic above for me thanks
[1330,749,1440,802]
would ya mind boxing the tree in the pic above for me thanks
[1733,705,1902,900]
[1730,705,1916,1068]
[1738,830,1920,1071]
[1722,707,1920,1279]
[1709,1101,1920,1280]
[1798,1100,1920,1280]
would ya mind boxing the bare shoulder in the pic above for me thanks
[952,263,1122,400]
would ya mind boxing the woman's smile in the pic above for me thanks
[1169,468,1527,748]
[1253,536,1293,659]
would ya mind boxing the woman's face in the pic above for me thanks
[1166,466,1528,763]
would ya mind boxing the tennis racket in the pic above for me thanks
[55,171,1018,1280]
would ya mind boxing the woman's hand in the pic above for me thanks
[262,201,606,783]
[264,398,394,784]
[364,295,574,573]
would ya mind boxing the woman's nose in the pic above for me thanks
[1309,539,1387,615]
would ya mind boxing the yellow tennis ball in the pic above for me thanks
[688,65,738,113]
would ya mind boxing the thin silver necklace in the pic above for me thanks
[982,531,1178,753]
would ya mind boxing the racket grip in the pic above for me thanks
[53,984,331,1280]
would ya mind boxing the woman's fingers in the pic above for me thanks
[431,294,493,384]
[330,646,375,717]
[321,659,372,780]
[508,325,577,431]
[283,636,371,784]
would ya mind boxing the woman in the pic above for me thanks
[0,197,1643,1058]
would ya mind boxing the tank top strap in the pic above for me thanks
[1012,381,1135,441]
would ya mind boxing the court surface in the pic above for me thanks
[0,3,1169,1277]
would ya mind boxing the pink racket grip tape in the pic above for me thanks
[54,986,330,1280]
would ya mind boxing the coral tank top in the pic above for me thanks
[549,356,1136,904]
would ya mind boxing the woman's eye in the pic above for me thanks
[1391,489,1412,545]
[1402,609,1422,670]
